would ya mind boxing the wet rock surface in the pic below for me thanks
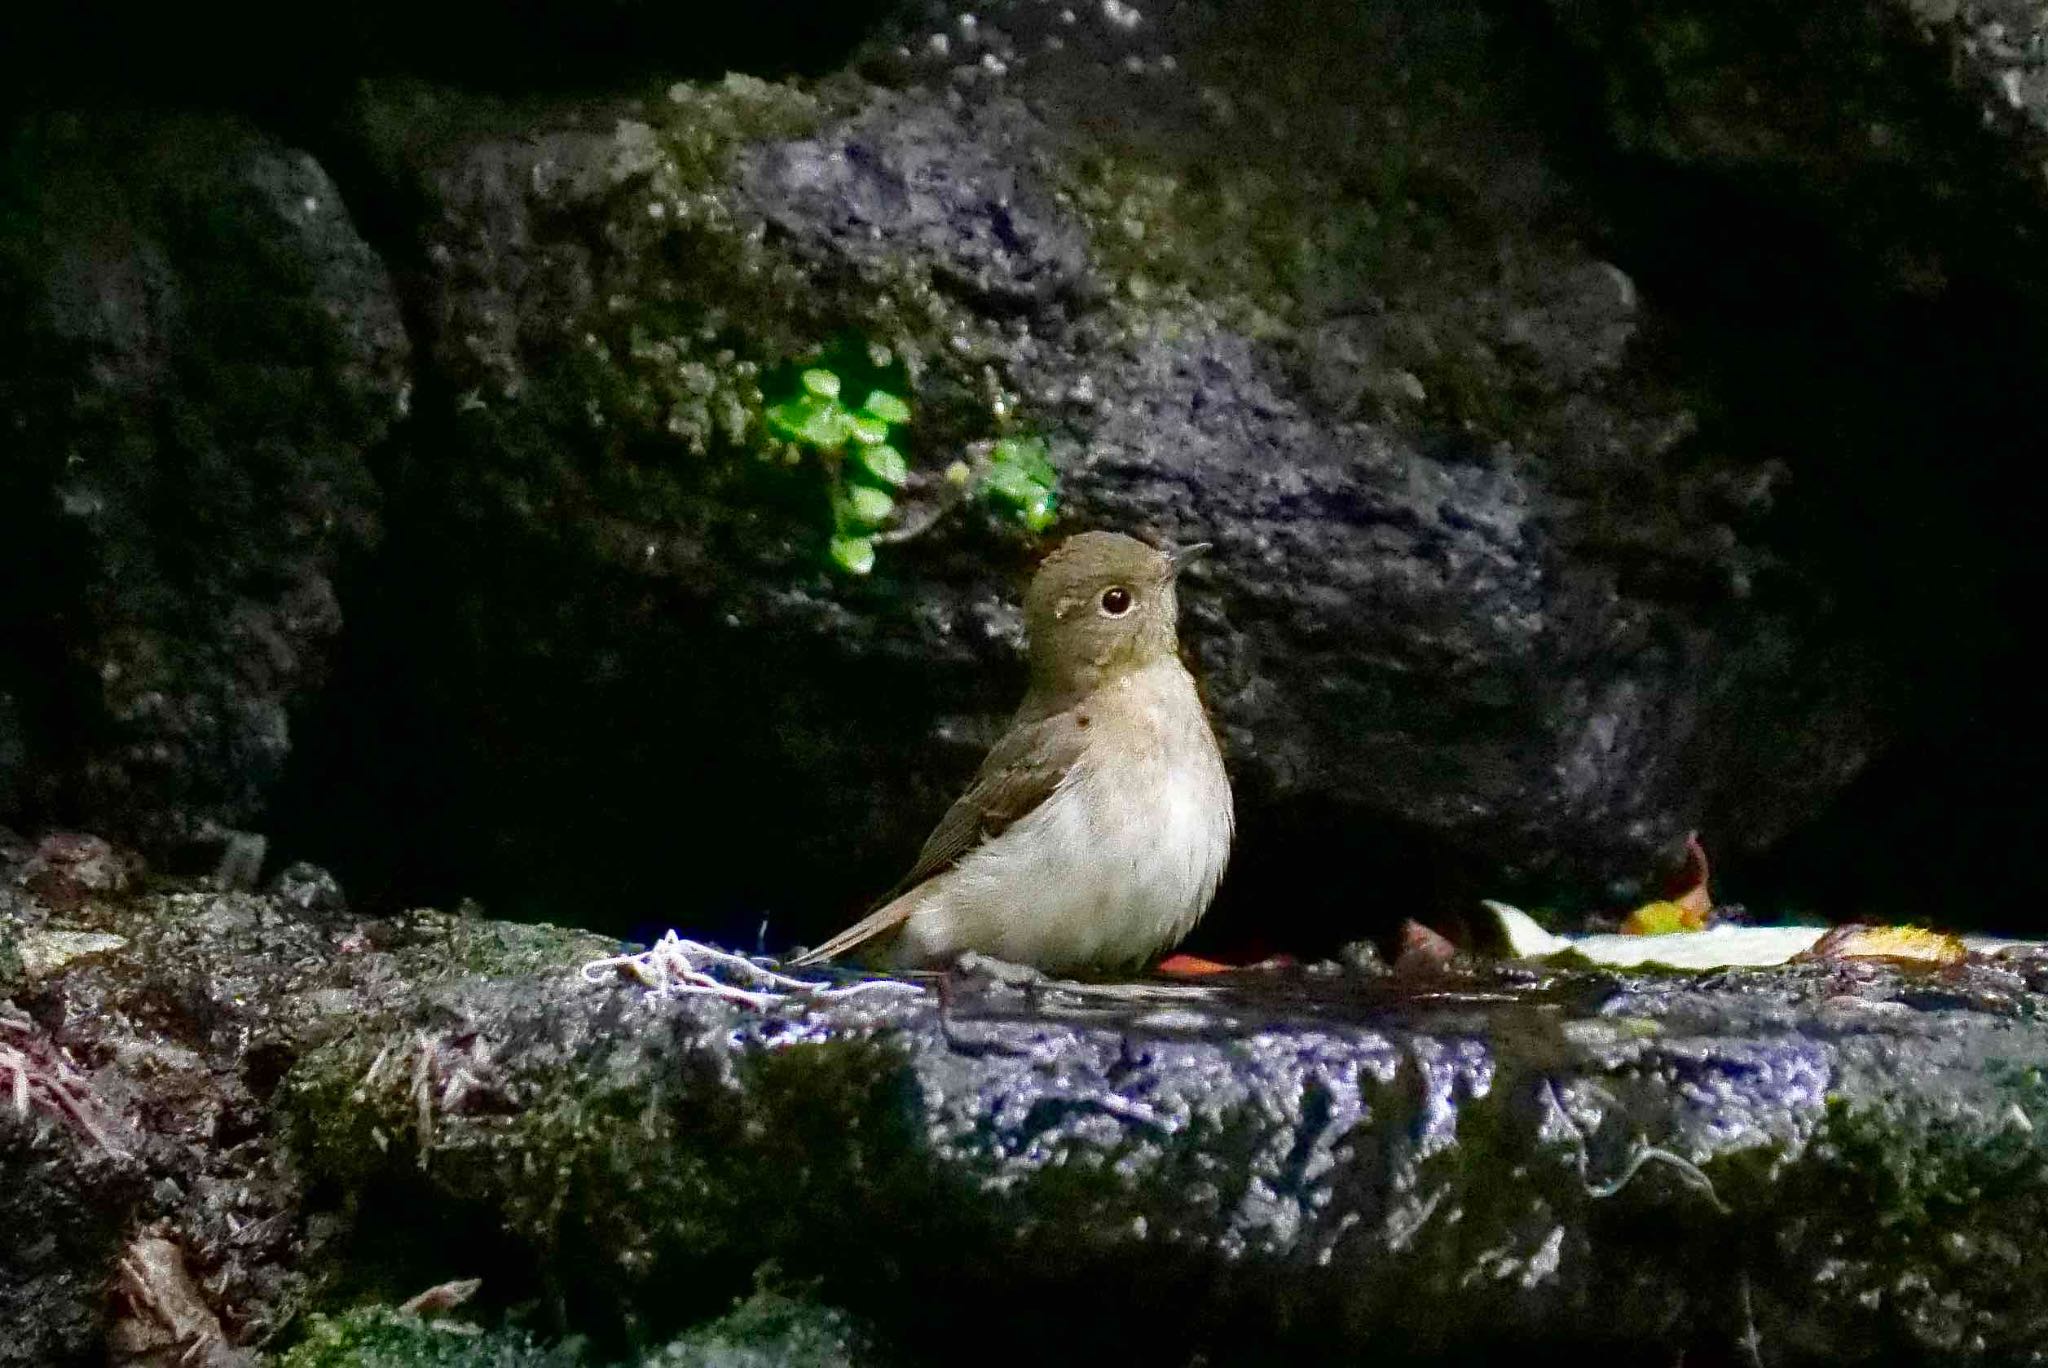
[10,861,2048,1363]
[309,952,2048,1365]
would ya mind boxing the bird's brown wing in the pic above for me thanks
[789,708,1087,966]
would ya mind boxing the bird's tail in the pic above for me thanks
[786,889,919,968]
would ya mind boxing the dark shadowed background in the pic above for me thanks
[3,0,2044,958]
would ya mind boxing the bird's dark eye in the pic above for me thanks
[1099,586,1133,616]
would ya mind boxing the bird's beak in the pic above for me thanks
[1166,542,1212,577]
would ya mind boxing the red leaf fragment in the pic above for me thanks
[1393,919,1458,975]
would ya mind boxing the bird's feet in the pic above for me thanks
[949,951,1052,988]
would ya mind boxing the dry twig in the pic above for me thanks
[0,1008,126,1157]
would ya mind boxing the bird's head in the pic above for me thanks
[1023,531,1208,701]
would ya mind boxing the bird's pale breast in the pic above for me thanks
[888,657,1233,972]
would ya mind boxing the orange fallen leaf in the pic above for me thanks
[1156,953,1299,978]
[1156,954,1236,978]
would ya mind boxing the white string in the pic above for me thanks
[580,931,921,1010]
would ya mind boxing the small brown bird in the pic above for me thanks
[794,531,1234,974]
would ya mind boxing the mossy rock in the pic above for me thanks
[279,1309,584,1368]
[276,1291,876,1368]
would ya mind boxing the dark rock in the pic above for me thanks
[0,0,892,109]
[0,1007,146,1368]
[6,0,2046,947]
[278,2,1899,944]
[270,861,349,920]
[0,1124,137,1368]
[18,833,138,914]
[742,93,1098,312]
[0,694,23,815]
[0,113,407,858]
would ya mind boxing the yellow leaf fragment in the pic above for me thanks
[1621,899,1711,937]
[1800,924,1967,966]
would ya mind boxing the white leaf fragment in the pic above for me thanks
[1483,900,2047,971]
